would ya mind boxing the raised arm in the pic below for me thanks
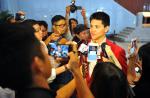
[81,8,89,28]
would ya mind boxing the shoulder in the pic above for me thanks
[16,87,56,98]
[106,39,125,52]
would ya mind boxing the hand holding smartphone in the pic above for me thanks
[130,38,137,55]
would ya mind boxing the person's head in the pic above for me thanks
[90,12,110,43]
[137,42,150,82]
[90,62,129,98]
[0,23,51,91]
[6,15,16,23]
[22,19,42,41]
[69,18,78,33]
[51,15,67,35]
[73,24,89,40]
[38,20,48,38]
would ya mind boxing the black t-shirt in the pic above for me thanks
[16,87,56,98]
[133,81,150,98]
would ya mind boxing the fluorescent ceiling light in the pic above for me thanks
[142,12,150,17]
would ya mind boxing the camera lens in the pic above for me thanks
[70,4,77,13]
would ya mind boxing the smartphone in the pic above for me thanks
[87,43,98,62]
[101,42,109,58]
[130,38,137,54]
[48,43,69,58]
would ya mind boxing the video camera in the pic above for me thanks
[70,0,82,13]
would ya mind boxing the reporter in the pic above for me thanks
[132,42,150,98]
[0,23,93,98]
[90,62,132,98]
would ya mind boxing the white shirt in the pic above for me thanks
[88,37,106,76]
[0,87,15,98]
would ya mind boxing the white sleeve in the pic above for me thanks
[47,68,56,83]
[0,87,15,98]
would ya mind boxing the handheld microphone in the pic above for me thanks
[101,42,122,70]
[101,42,109,58]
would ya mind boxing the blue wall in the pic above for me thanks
[0,0,136,33]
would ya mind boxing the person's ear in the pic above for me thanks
[105,26,110,33]
[31,56,45,75]
[52,25,55,31]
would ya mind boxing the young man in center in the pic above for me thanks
[82,11,127,84]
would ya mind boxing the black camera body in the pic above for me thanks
[70,1,82,13]
[15,13,25,22]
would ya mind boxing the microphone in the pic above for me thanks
[101,42,122,70]
[101,42,109,58]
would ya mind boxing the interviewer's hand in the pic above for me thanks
[68,51,79,73]
[66,41,78,70]
[102,56,111,62]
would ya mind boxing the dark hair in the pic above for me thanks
[0,23,44,91]
[138,42,150,82]
[22,19,38,27]
[38,20,48,30]
[51,15,65,25]
[69,18,78,25]
[90,62,129,98]
[90,12,110,27]
[73,24,87,35]
[69,18,78,33]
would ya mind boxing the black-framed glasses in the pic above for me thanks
[55,24,66,27]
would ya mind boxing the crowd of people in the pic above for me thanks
[0,5,150,98]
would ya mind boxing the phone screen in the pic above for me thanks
[48,43,69,58]
[130,38,137,54]
[87,45,98,62]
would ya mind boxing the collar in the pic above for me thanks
[90,37,106,45]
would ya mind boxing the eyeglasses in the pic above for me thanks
[55,24,66,28]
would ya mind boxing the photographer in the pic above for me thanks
[65,3,88,36]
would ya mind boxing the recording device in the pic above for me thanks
[101,42,122,70]
[87,43,98,62]
[48,43,69,58]
[78,43,88,54]
[101,42,109,58]
[130,38,137,55]
[70,0,82,13]
[15,13,25,21]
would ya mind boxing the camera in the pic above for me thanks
[15,12,25,22]
[70,0,82,13]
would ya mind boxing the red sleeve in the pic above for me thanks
[117,48,127,75]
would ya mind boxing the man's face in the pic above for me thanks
[53,19,67,35]
[90,19,109,42]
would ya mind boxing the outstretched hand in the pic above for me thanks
[81,8,86,17]
[66,5,71,14]
[66,41,79,72]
